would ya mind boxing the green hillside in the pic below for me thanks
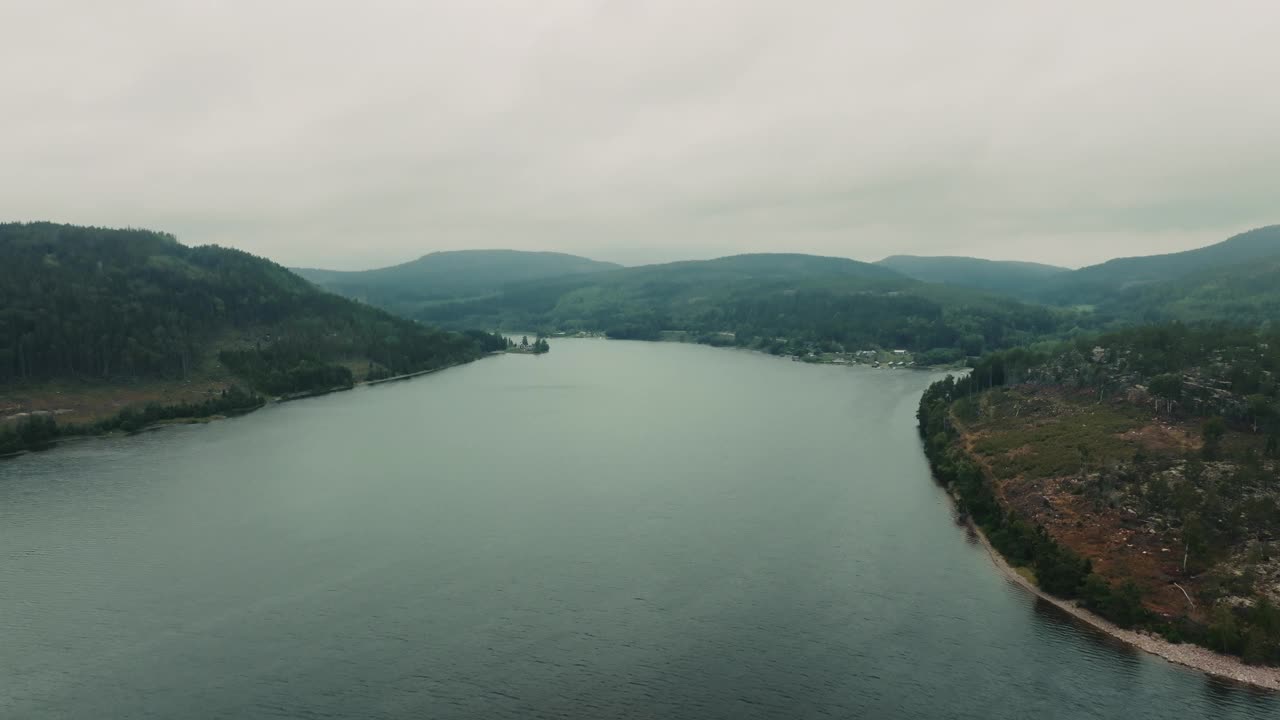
[293,249,621,314]
[0,222,503,431]
[1039,225,1280,305]
[416,253,1065,361]
[876,255,1068,298]
[1089,255,1280,327]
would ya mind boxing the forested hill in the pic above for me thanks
[876,255,1069,298]
[1037,225,1280,305]
[1084,255,1280,327]
[918,324,1280,665]
[293,249,621,314]
[414,253,1066,362]
[874,226,1280,313]
[0,222,503,395]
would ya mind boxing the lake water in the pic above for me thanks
[1,339,1275,719]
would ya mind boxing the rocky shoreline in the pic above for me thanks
[968,519,1280,692]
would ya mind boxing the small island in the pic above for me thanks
[505,335,550,355]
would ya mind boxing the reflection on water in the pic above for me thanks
[1030,596,1142,667]
[1202,676,1276,713]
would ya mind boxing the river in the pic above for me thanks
[1,339,1275,718]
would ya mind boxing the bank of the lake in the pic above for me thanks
[967,517,1280,691]
[1,339,1276,719]
[0,354,509,459]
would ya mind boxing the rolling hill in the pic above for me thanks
[414,253,1065,360]
[0,222,504,441]
[293,249,621,314]
[876,255,1069,298]
[1091,254,1280,326]
[1038,225,1280,305]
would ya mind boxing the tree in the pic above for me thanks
[1181,512,1209,573]
[1110,581,1146,628]
[1209,605,1241,654]
[1201,416,1226,460]
[1247,395,1275,433]
[521,335,529,347]
[1242,626,1270,665]
[1149,373,1183,400]
[1252,596,1280,638]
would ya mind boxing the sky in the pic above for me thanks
[2,1,1278,270]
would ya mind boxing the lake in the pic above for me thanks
[1,339,1275,718]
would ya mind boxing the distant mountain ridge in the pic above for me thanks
[1037,225,1280,305]
[293,249,621,313]
[876,225,1280,311]
[876,255,1069,297]
[413,251,1060,359]
[1073,225,1280,283]
[1091,253,1280,325]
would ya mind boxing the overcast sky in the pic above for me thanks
[3,1,1277,269]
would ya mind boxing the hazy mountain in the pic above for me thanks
[415,252,1062,359]
[876,255,1069,298]
[1039,225,1280,305]
[1095,254,1280,325]
[293,249,622,313]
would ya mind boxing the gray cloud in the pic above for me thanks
[3,0,1277,269]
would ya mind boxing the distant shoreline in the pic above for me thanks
[964,513,1280,691]
[566,333,965,371]
[363,360,471,386]
[1,356,499,459]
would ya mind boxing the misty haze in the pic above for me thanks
[2,2,1280,718]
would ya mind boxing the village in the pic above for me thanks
[794,347,916,368]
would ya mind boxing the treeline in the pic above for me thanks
[0,223,505,395]
[710,289,1061,356]
[0,386,264,456]
[1077,259,1280,329]
[418,273,1068,360]
[218,350,354,396]
[943,324,1280,439]
[462,329,511,353]
[1034,325,1280,442]
[1083,324,1278,388]
[509,335,550,353]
